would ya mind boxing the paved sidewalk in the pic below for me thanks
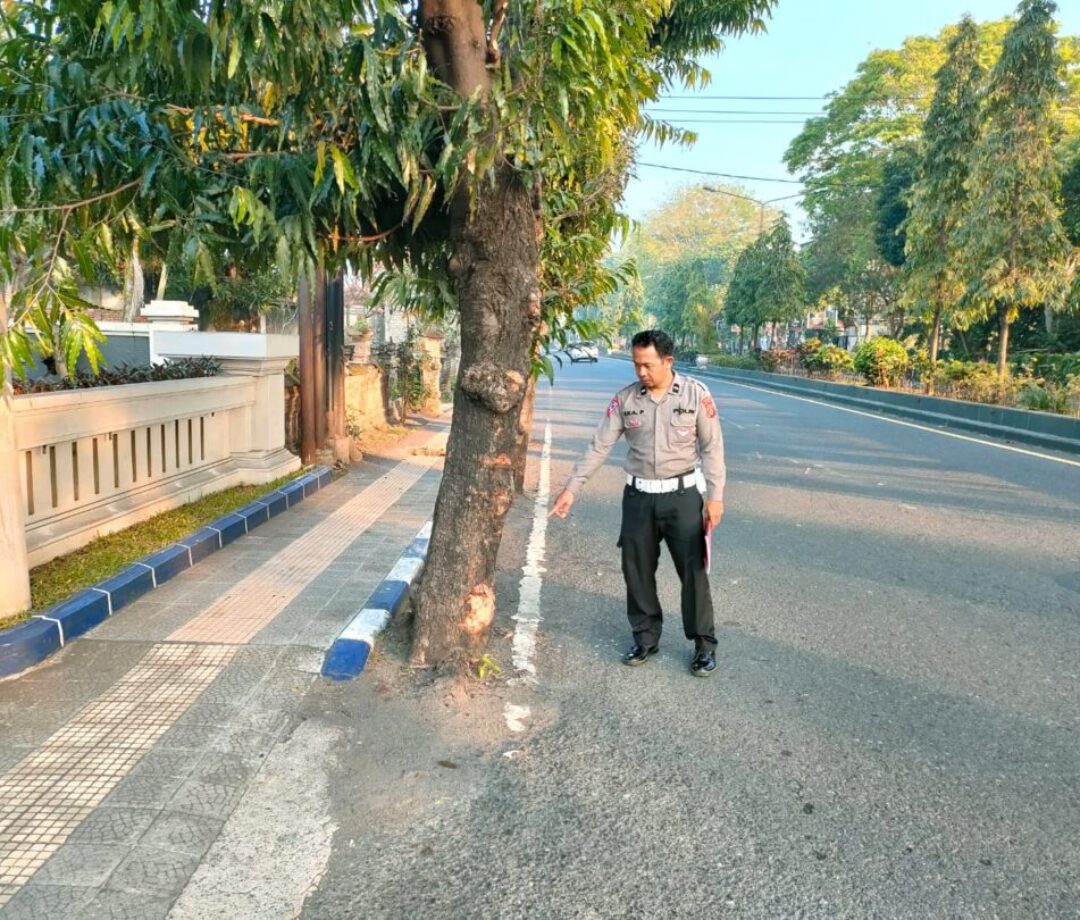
[0,421,446,919]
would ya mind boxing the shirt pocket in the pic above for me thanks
[670,416,696,443]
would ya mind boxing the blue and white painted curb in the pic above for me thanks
[0,466,334,680]
[321,521,433,681]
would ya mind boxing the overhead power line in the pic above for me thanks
[656,118,808,125]
[636,162,803,184]
[659,94,829,100]
[648,108,824,116]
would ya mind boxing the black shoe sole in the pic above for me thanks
[623,648,658,666]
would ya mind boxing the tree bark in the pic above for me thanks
[122,240,143,322]
[926,305,943,395]
[411,0,541,669]
[997,303,1011,394]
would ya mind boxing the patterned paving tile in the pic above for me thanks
[66,808,159,847]
[25,844,128,887]
[0,646,234,902]
[166,780,246,820]
[78,888,174,920]
[0,881,95,918]
[168,453,439,645]
[136,812,222,857]
[106,846,201,897]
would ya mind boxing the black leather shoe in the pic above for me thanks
[623,644,659,666]
[690,650,716,677]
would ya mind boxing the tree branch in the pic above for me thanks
[0,179,142,215]
[486,0,508,68]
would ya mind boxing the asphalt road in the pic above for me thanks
[300,357,1080,919]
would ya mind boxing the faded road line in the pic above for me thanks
[505,408,553,732]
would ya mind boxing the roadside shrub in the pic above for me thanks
[807,343,854,375]
[931,360,1013,404]
[853,337,909,387]
[1017,380,1071,414]
[702,353,762,370]
[13,357,221,395]
[759,348,797,372]
[796,338,823,370]
[1012,351,1080,386]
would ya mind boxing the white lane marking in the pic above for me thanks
[715,379,1080,469]
[504,400,554,734]
[168,721,340,920]
[509,419,552,688]
[504,704,532,734]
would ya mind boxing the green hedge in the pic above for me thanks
[13,357,221,395]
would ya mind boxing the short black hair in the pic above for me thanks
[631,329,674,358]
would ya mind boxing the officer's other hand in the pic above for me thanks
[705,500,724,527]
[550,489,575,518]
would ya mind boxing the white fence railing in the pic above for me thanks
[0,334,300,604]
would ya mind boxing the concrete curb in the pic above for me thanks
[0,466,334,680]
[321,521,432,681]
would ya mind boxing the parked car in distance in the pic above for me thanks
[566,341,599,363]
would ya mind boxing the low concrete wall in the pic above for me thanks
[0,335,301,615]
[689,364,1080,455]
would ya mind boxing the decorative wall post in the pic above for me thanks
[0,294,31,616]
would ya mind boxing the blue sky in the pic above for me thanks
[622,0,1080,234]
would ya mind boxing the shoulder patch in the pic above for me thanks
[606,396,621,417]
[702,395,717,419]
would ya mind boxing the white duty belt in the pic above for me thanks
[626,470,706,494]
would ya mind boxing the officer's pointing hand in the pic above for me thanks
[550,489,575,518]
[705,500,724,527]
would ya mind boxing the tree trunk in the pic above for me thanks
[156,263,169,301]
[122,240,143,322]
[411,0,541,670]
[512,374,538,494]
[997,303,1011,397]
[926,305,943,396]
[1044,302,1055,337]
[410,168,539,669]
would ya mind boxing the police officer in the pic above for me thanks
[551,329,726,676]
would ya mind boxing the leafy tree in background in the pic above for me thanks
[1065,147,1080,247]
[0,0,776,670]
[785,15,1080,345]
[723,217,803,350]
[874,147,918,269]
[723,235,764,351]
[621,183,775,348]
[755,218,805,339]
[956,0,1071,380]
[903,16,985,386]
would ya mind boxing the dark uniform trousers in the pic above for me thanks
[619,481,716,651]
